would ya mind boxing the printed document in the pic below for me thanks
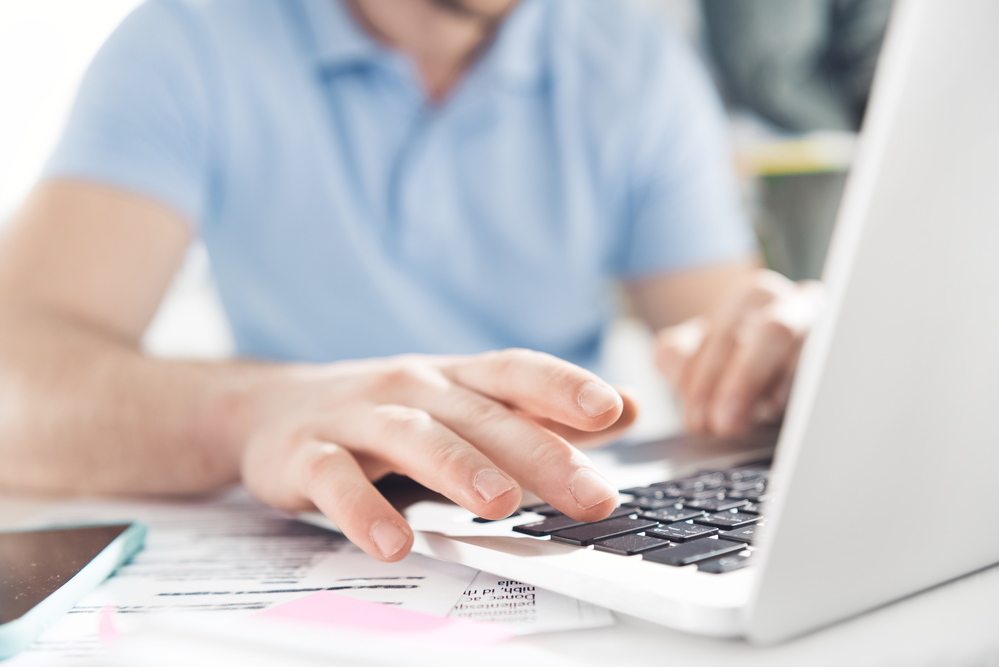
[5,489,613,665]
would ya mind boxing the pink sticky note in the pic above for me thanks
[98,606,120,647]
[252,591,514,650]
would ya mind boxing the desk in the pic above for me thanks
[3,493,997,667]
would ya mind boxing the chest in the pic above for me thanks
[210,53,627,287]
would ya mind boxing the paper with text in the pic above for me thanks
[450,570,614,634]
[4,489,612,665]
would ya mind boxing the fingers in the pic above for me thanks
[293,439,413,562]
[529,385,641,449]
[679,274,787,432]
[443,349,624,432]
[403,384,619,522]
[708,312,798,435]
[324,402,522,521]
[664,274,824,436]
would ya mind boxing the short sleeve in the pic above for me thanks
[619,27,757,279]
[44,0,215,227]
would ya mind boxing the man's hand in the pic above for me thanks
[0,183,638,566]
[654,270,824,436]
[240,350,638,562]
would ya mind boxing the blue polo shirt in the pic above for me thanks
[45,0,754,368]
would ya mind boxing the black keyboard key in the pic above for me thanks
[719,525,757,544]
[725,478,767,493]
[623,497,680,510]
[682,497,748,512]
[473,508,524,523]
[636,506,703,523]
[551,516,658,546]
[512,507,632,537]
[726,462,771,482]
[697,552,752,574]
[645,522,717,542]
[647,481,685,494]
[619,485,664,498]
[695,511,760,529]
[643,538,745,567]
[726,488,767,501]
[668,473,725,491]
[740,502,764,515]
[677,489,725,500]
[522,503,560,516]
[512,514,584,536]
[593,533,670,555]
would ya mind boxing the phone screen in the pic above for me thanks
[0,525,130,625]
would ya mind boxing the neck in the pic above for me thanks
[347,0,511,101]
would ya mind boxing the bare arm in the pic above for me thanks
[0,181,637,562]
[0,180,255,494]
[627,258,762,331]
[627,258,824,436]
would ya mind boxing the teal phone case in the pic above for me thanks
[0,521,146,660]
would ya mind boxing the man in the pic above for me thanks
[0,0,820,563]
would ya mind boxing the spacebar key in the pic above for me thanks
[642,538,745,566]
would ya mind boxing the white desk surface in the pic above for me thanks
[3,493,998,667]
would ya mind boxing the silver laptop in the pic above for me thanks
[302,0,999,643]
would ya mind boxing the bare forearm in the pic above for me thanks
[627,258,762,331]
[0,303,277,496]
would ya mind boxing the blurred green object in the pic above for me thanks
[700,0,891,281]
[755,171,847,281]
[702,0,893,134]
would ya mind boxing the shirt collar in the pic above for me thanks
[299,0,549,89]
[299,0,386,72]
[483,0,550,90]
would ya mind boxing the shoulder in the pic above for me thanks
[116,0,292,53]
[545,0,686,92]
[103,0,308,100]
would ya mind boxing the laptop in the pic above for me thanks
[301,0,999,644]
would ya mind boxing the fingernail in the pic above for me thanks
[578,382,621,418]
[568,469,617,509]
[474,469,516,503]
[370,520,408,558]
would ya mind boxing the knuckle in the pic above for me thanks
[757,317,795,346]
[758,269,792,291]
[300,442,348,490]
[493,348,550,372]
[366,363,433,395]
[371,404,434,439]
[747,283,779,304]
[743,271,788,303]
[425,438,477,474]
[490,348,526,373]
[522,437,574,474]
[461,397,509,431]
[504,347,540,361]
[385,365,424,387]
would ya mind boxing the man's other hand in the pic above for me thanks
[240,350,638,562]
[654,270,824,436]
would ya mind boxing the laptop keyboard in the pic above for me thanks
[495,459,771,574]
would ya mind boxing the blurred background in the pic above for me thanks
[0,0,889,439]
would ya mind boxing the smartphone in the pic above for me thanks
[0,522,146,659]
